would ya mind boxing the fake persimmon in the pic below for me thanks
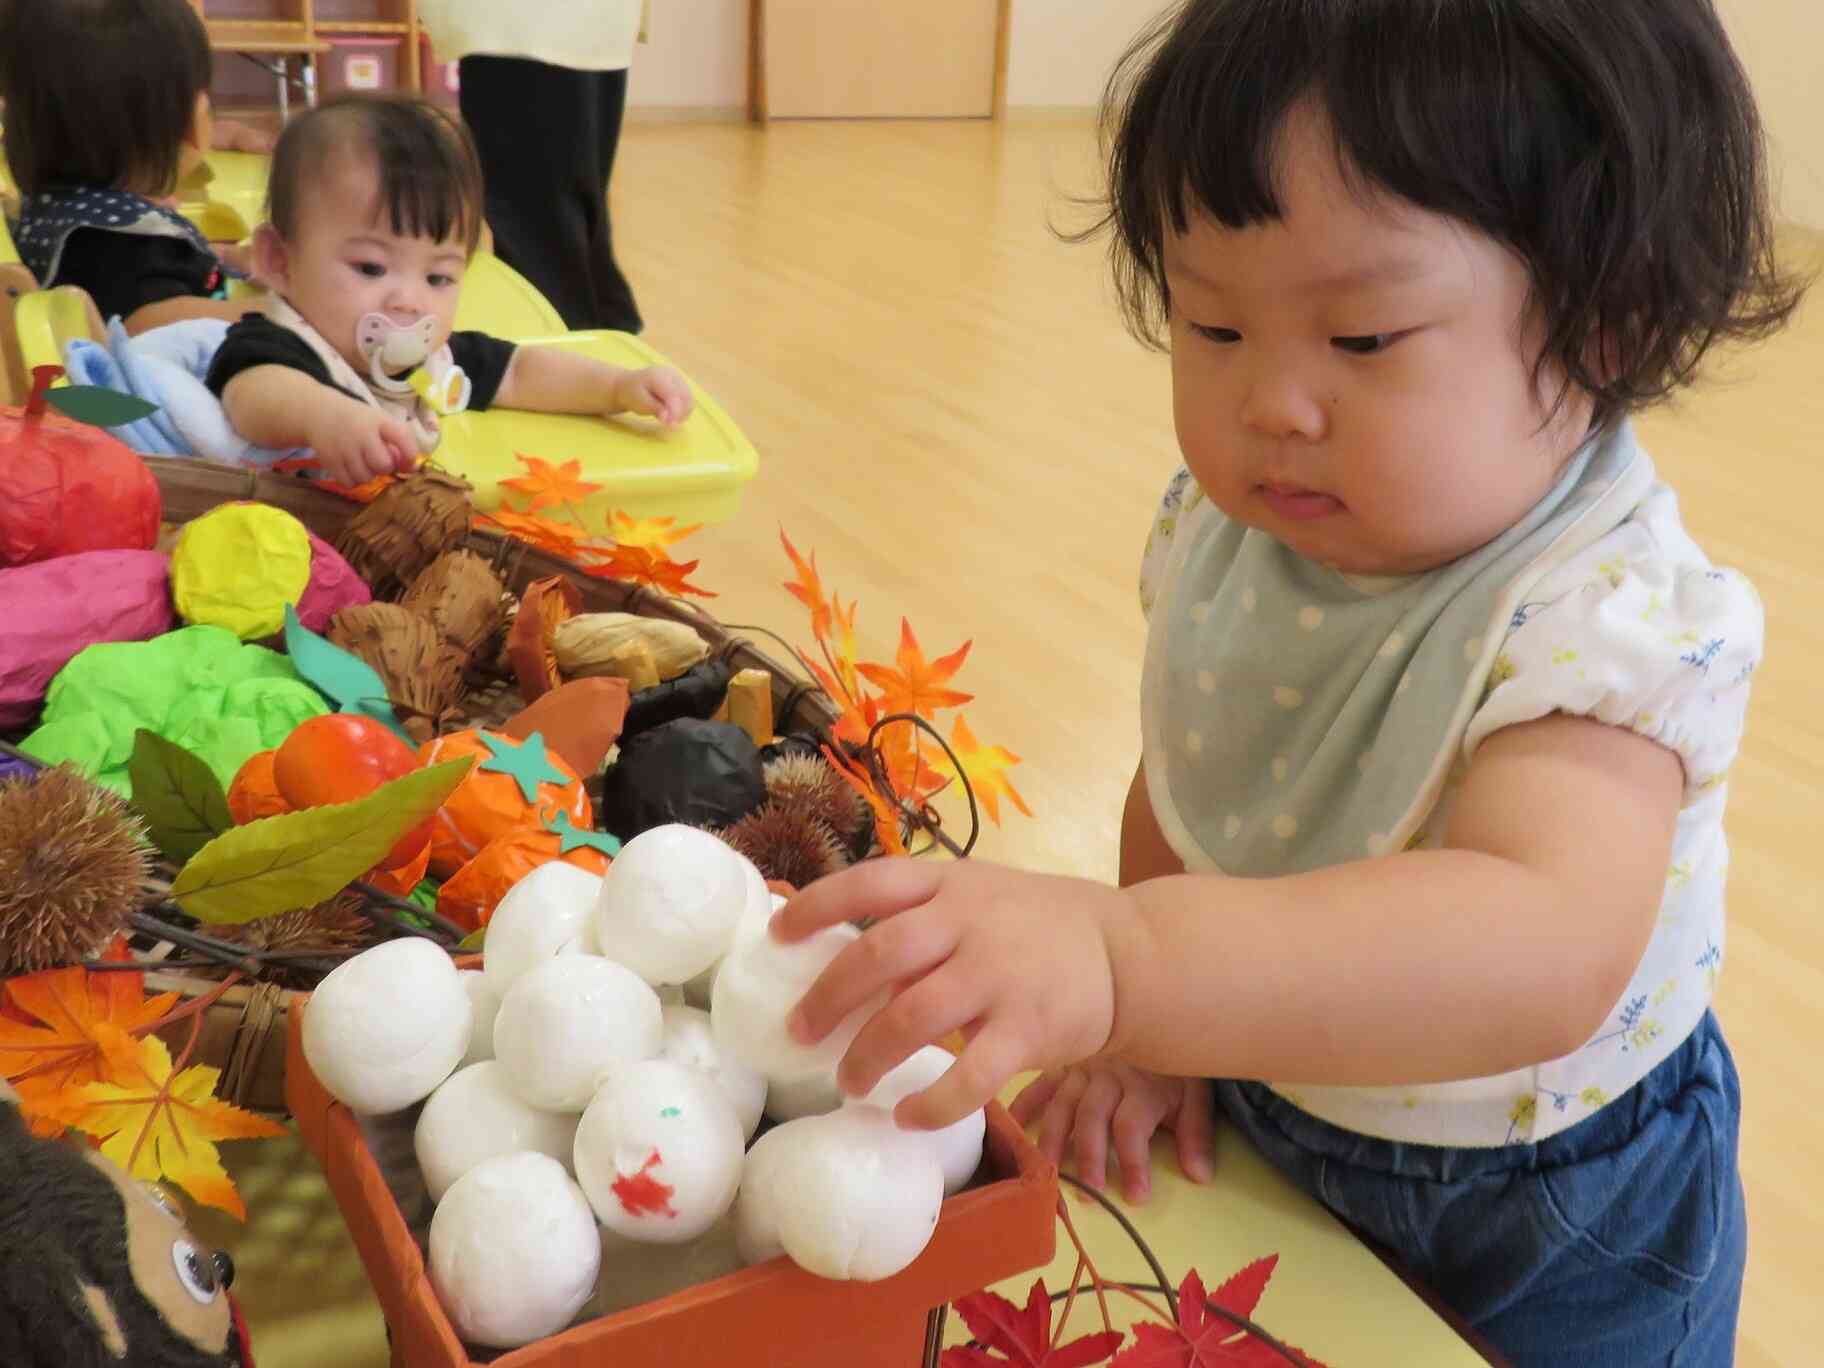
[272,714,433,870]
[226,750,292,825]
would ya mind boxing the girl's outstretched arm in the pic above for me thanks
[779,714,1681,1131]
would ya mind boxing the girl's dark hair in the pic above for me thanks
[267,93,484,253]
[0,0,212,198]
[1092,0,1809,424]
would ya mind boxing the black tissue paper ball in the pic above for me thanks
[599,718,767,838]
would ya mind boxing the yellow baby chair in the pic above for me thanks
[4,155,758,528]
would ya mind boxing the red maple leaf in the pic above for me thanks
[943,1280,1125,1368]
[1112,1260,1330,1367]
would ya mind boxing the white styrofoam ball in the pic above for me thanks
[680,879,780,1009]
[850,1046,986,1195]
[480,862,602,996]
[770,1107,944,1281]
[763,1066,841,1124]
[731,1121,800,1266]
[302,939,471,1115]
[592,824,749,986]
[414,1061,581,1203]
[711,917,886,1081]
[658,1005,767,1140]
[457,970,502,1067]
[428,1152,600,1348]
[590,1217,744,1317]
[573,1059,745,1244]
[493,956,663,1111]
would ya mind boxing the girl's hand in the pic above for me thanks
[310,402,417,485]
[1010,1064,1214,1204]
[776,858,1130,1132]
[611,366,693,427]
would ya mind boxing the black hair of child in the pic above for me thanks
[266,93,485,255]
[1088,0,1809,426]
[0,0,212,200]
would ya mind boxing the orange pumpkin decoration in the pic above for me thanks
[273,714,434,871]
[226,750,292,825]
[436,828,610,933]
[417,729,590,880]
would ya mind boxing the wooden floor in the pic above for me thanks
[203,117,1820,1365]
[612,116,1824,1365]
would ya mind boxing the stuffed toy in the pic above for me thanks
[0,1079,252,1366]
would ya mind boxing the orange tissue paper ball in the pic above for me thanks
[226,750,293,825]
[436,828,610,933]
[417,729,590,880]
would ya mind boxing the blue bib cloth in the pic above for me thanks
[10,186,221,291]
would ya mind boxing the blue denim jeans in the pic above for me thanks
[1214,1012,1745,1366]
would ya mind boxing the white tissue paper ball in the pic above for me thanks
[711,917,886,1082]
[681,878,779,1009]
[574,1058,746,1244]
[851,1046,985,1196]
[302,938,471,1115]
[770,1107,945,1281]
[480,862,602,997]
[731,1121,800,1266]
[763,1066,842,1124]
[414,1061,581,1203]
[457,970,502,1067]
[494,956,663,1111]
[593,824,750,986]
[592,1218,745,1317]
[658,1005,767,1140]
[428,1152,600,1348]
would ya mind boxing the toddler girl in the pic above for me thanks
[779,1,1806,1361]
[0,0,247,333]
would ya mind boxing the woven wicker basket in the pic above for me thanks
[125,456,854,1113]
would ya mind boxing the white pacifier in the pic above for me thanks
[357,312,439,394]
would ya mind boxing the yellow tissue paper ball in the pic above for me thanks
[170,501,314,640]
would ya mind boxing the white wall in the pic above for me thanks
[1718,0,1824,231]
[625,0,1169,113]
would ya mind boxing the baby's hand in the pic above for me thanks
[1010,1063,1214,1204]
[775,858,1129,1131]
[310,402,417,486]
[611,366,693,427]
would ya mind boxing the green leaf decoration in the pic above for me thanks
[170,758,472,925]
[456,925,487,953]
[44,385,161,428]
[126,729,233,862]
[282,606,416,747]
[545,809,621,858]
[477,730,570,803]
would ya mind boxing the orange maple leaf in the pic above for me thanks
[823,745,907,858]
[477,506,594,560]
[578,544,718,598]
[780,528,833,644]
[855,620,974,719]
[499,454,604,512]
[0,967,179,1138]
[43,1033,285,1220]
[926,713,1031,826]
[610,510,703,551]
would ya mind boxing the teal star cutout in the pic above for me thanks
[477,730,571,803]
[544,809,622,859]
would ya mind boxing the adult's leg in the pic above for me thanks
[588,66,642,333]
[458,54,602,330]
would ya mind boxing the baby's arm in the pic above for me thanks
[781,713,1681,1130]
[492,344,693,427]
[220,366,416,485]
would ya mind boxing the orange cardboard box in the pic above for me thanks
[284,997,1058,1367]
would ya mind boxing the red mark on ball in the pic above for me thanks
[613,1150,677,1218]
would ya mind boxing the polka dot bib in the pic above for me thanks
[10,185,215,290]
[1142,423,1650,879]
